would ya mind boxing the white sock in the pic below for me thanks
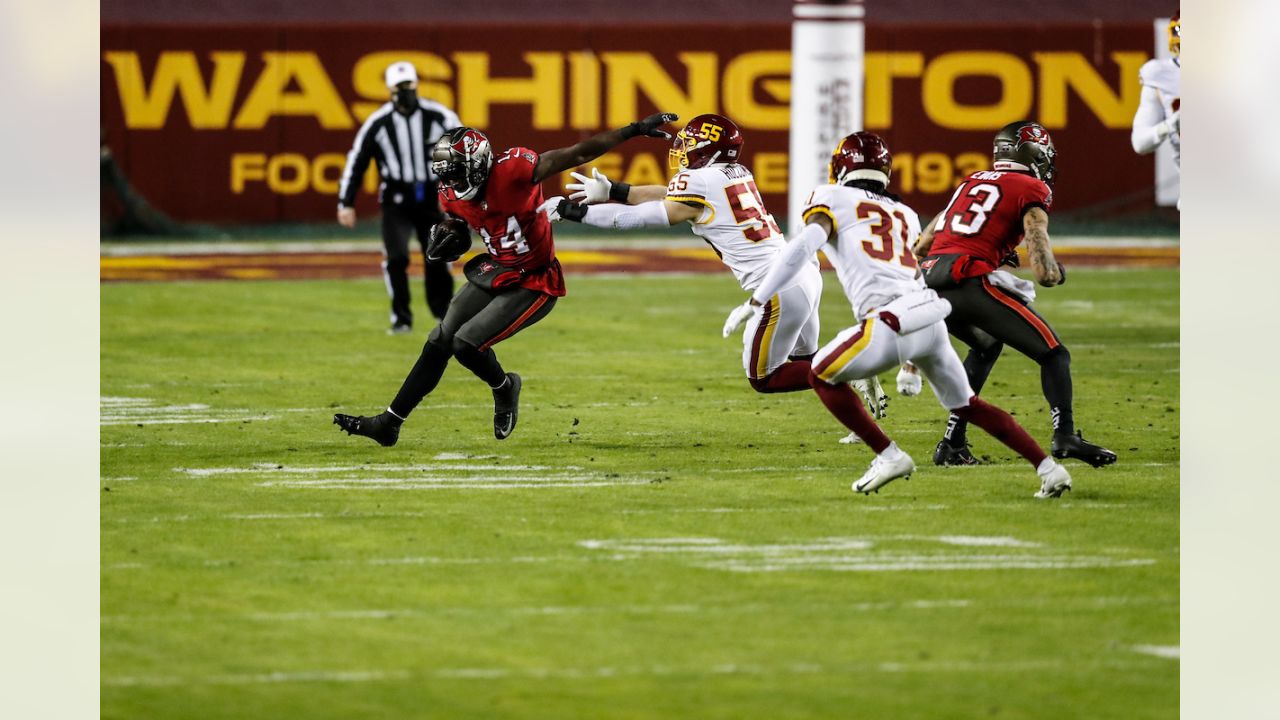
[1036,457,1057,475]
[490,376,509,391]
[385,407,407,422]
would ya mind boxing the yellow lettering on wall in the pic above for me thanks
[722,51,790,130]
[233,52,353,130]
[864,52,924,129]
[310,153,348,195]
[623,153,668,187]
[104,51,245,129]
[602,52,717,127]
[568,52,601,130]
[267,153,309,194]
[753,152,788,194]
[1034,51,1146,129]
[351,52,454,122]
[922,52,1031,130]
[230,153,266,193]
[455,52,563,129]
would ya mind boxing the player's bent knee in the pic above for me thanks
[807,368,834,389]
[748,375,778,394]
[1038,344,1070,367]
[449,334,479,358]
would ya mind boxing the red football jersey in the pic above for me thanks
[927,170,1053,280]
[440,146,565,297]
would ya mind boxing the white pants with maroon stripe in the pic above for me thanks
[811,317,974,410]
[741,263,822,379]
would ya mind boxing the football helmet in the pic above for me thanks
[992,120,1057,186]
[828,131,893,187]
[1168,10,1180,57]
[432,127,493,201]
[669,113,743,171]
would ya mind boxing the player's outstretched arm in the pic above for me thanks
[912,212,942,258]
[532,113,678,185]
[566,167,668,205]
[1024,207,1064,287]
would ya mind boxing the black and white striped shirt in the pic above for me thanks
[338,98,461,208]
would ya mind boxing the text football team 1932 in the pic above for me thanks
[329,13,1188,498]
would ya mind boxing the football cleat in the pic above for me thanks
[933,440,979,466]
[853,443,915,495]
[333,411,401,447]
[1051,430,1117,468]
[1034,461,1073,499]
[492,372,522,440]
[838,431,864,445]
[387,323,412,335]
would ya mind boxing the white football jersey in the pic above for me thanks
[665,163,792,290]
[1139,58,1180,164]
[802,183,924,320]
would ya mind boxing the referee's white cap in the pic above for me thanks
[384,61,418,89]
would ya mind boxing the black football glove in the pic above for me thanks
[1000,249,1021,268]
[622,112,679,140]
[426,216,470,262]
[555,198,589,223]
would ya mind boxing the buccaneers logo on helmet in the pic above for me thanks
[669,113,744,171]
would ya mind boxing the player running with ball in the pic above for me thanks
[334,113,677,446]
[727,131,1073,498]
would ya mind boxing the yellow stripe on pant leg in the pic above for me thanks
[754,294,781,379]
[816,318,876,382]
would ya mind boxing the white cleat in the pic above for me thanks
[1034,461,1073,499]
[853,442,915,495]
[839,431,864,445]
[896,364,923,396]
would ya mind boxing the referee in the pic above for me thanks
[338,61,461,334]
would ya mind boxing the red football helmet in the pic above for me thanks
[828,131,893,187]
[669,113,744,171]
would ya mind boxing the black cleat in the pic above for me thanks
[933,440,980,466]
[333,411,401,447]
[1051,430,1117,468]
[492,373,522,440]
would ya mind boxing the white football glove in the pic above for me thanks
[537,196,565,223]
[852,377,889,419]
[1169,109,1180,135]
[566,168,613,205]
[896,363,923,396]
[722,301,758,338]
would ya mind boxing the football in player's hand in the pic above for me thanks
[427,215,471,262]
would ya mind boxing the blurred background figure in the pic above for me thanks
[1131,9,1180,209]
[338,61,461,334]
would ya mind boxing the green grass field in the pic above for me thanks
[101,268,1178,719]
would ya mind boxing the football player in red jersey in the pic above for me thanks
[335,113,678,445]
[913,120,1117,469]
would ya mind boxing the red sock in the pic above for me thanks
[809,372,892,453]
[953,396,1048,467]
[749,360,812,393]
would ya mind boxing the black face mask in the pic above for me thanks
[393,87,417,114]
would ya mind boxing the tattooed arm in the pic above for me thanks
[1023,206,1063,287]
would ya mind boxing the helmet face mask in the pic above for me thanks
[828,131,893,189]
[668,114,744,171]
[432,127,493,201]
[992,121,1057,186]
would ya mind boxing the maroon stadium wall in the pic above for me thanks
[101,21,1163,225]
